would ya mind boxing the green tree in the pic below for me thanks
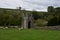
[47,17,58,26]
[32,11,41,20]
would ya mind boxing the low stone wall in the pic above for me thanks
[35,26,60,30]
[0,26,21,29]
[0,26,60,30]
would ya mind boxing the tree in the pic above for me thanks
[32,11,41,20]
[47,17,58,26]
[15,15,22,25]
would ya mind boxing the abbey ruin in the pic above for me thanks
[0,6,60,29]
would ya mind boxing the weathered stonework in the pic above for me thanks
[21,10,34,29]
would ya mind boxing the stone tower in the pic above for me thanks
[21,10,34,29]
[48,6,54,12]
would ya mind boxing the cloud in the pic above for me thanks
[0,0,22,9]
[22,0,60,11]
[0,0,60,11]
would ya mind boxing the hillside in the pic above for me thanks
[0,6,60,26]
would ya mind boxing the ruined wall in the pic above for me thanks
[35,26,60,30]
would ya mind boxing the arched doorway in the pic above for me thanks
[28,21,31,29]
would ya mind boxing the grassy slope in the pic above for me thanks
[0,29,60,40]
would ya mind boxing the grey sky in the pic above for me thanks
[0,0,60,11]
[22,0,60,11]
[0,0,22,9]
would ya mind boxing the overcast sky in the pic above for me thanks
[0,0,60,11]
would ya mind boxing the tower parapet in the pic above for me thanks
[48,6,54,12]
[19,7,21,10]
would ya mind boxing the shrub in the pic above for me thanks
[47,17,59,26]
[35,19,48,26]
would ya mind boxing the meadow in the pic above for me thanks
[0,28,60,40]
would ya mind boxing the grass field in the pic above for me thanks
[0,28,60,40]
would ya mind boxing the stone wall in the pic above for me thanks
[35,26,60,30]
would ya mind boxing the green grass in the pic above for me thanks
[0,28,60,40]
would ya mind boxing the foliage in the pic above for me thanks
[32,11,41,20]
[47,16,60,26]
[0,6,60,26]
[35,19,48,26]
[0,13,22,26]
